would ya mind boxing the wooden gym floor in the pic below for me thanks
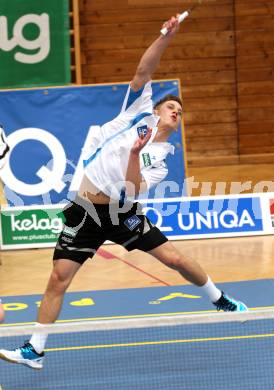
[0,163,274,297]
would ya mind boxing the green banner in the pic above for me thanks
[0,0,71,88]
[1,207,64,247]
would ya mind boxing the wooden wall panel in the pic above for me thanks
[235,0,274,159]
[78,0,274,166]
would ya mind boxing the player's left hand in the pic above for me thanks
[130,127,152,155]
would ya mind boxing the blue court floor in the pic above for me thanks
[1,279,274,326]
[1,279,274,389]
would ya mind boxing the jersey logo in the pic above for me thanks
[142,152,152,167]
[124,215,142,231]
[137,125,148,138]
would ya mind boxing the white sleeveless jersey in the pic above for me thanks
[83,81,174,200]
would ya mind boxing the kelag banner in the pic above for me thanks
[0,0,71,88]
[0,80,186,206]
[1,206,64,248]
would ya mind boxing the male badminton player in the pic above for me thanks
[0,14,247,370]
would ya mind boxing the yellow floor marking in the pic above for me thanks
[150,293,201,304]
[45,332,274,353]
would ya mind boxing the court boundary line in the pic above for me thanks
[45,332,274,352]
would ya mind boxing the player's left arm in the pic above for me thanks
[125,128,152,196]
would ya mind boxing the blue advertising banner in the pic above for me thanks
[0,80,186,206]
[143,196,263,238]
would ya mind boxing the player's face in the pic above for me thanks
[155,100,183,131]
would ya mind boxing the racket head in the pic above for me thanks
[188,0,203,13]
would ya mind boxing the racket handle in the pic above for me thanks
[160,10,190,36]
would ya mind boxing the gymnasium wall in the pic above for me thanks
[78,0,274,167]
[235,1,274,163]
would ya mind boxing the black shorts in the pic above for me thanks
[53,197,167,264]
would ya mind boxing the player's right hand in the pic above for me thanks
[161,15,180,37]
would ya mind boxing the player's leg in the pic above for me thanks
[0,259,81,369]
[37,259,82,324]
[110,201,248,312]
[149,240,208,286]
[148,241,248,312]
[0,201,105,369]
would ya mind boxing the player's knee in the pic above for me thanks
[49,268,71,293]
[164,251,183,270]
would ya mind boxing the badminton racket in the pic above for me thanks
[160,0,203,36]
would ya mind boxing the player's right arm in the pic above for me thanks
[119,15,180,117]
[94,16,181,149]
[130,15,180,92]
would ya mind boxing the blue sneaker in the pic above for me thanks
[213,291,248,312]
[0,342,44,369]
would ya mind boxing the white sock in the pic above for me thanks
[199,276,222,303]
[29,323,48,354]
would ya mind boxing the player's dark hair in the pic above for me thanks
[153,94,183,110]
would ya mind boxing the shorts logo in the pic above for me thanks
[137,125,148,138]
[124,215,142,231]
[142,153,152,167]
[63,225,77,237]
[61,235,73,244]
